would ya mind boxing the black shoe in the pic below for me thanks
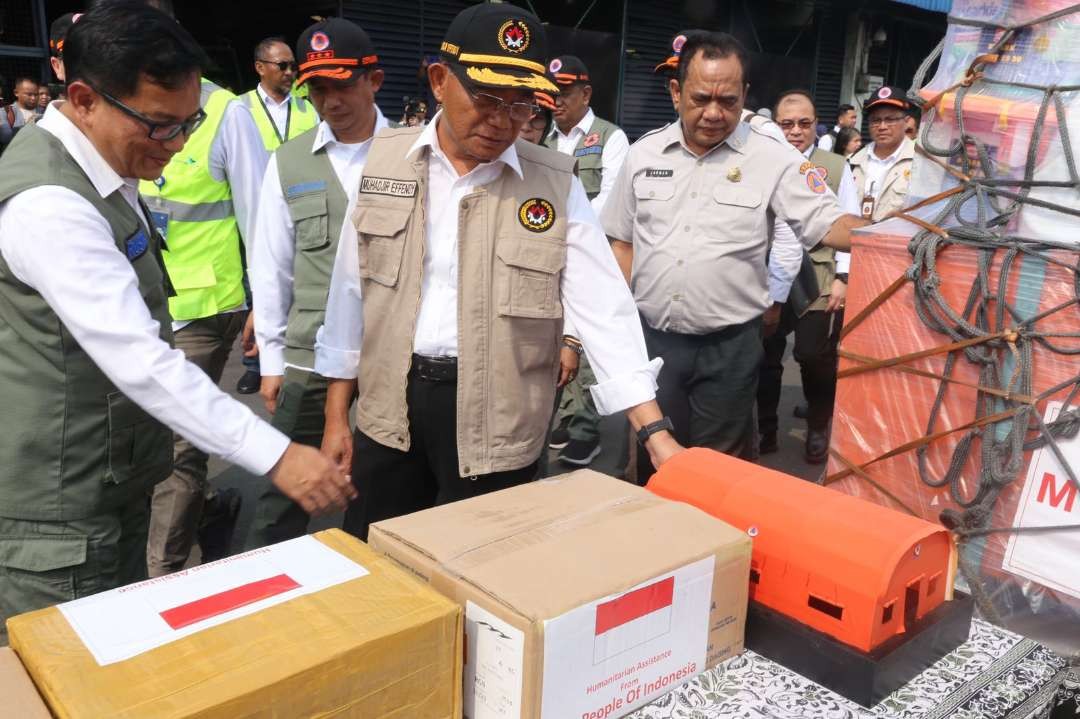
[805,429,830,465]
[549,418,571,449]
[793,404,809,419]
[558,438,601,466]
[198,488,242,563]
[759,431,778,455]
[236,369,260,395]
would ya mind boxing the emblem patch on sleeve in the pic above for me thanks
[518,198,555,232]
[125,229,149,261]
[806,171,828,194]
[359,176,418,197]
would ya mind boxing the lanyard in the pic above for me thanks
[257,91,291,145]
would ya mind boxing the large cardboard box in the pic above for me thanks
[0,647,50,719]
[369,470,752,719]
[7,529,463,718]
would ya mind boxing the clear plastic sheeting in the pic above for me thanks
[827,0,1080,658]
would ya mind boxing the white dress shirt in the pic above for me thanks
[550,108,630,215]
[817,125,841,152]
[0,105,289,476]
[168,96,269,331]
[316,111,661,415]
[256,84,292,142]
[863,141,907,202]
[252,108,388,376]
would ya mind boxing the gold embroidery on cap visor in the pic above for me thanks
[464,66,559,93]
[497,19,531,54]
[518,198,555,232]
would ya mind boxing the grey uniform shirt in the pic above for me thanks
[601,119,845,334]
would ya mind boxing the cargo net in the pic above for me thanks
[825,1,1080,657]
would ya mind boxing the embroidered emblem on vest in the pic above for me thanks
[359,176,418,197]
[807,171,827,194]
[583,132,600,148]
[125,229,149,261]
[519,198,555,232]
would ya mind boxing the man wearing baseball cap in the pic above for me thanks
[245,18,390,549]
[49,12,82,85]
[541,54,630,467]
[849,85,916,222]
[317,2,682,539]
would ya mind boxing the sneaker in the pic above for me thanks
[549,418,571,449]
[558,438,601,466]
[759,431,779,455]
[793,404,809,420]
[197,488,242,563]
[236,369,260,395]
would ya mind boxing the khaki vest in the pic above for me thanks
[850,137,916,222]
[275,127,348,368]
[354,126,574,476]
[803,147,847,313]
[0,125,174,521]
[544,114,620,199]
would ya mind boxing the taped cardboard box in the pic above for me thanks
[0,647,50,719]
[7,529,462,718]
[369,470,752,719]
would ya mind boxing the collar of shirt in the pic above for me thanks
[37,104,125,199]
[867,140,905,166]
[407,110,523,181]
[554,107,595,143]
[257,83,291,108]
[658,118,748,158]
[311,105,389,154]
[802,146,814,159]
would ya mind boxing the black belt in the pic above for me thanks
[410,354,458,383]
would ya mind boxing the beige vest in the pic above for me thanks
[353,126,575,477]
[850,137,916,222]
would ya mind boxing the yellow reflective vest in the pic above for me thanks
[241,88,319,152]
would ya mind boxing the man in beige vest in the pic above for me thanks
[316,3,682,539]
[849,86,916,222]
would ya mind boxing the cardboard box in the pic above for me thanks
[7,529,462,718]
[369,470,751,719]
[0,647,50,719]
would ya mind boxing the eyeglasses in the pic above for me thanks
[257,59,298,72]
[869,115,906,127]
[94,85,207,141]
[778,118,815,131]
[466,86,539,123]
[527,114,548,131]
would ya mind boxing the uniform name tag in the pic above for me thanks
[360,176,418,197]
[645,168,674,178]
[574,146,603,157]
[125,229,149,261]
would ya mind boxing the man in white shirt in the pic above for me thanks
[849,86,917,222]
[316,3,683,540]
[0,1,352,641]
[541,54,631,466]
[246,18,388,549]
[817,103,857,152]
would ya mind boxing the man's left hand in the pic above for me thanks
[241,312,258,357]
[826,279,847,312]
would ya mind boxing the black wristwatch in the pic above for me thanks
[637,417,674,446]
[835,273,849,284]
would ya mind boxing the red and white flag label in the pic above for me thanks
[59,535,369,665]
[1002,401,1080,599]
[540,557,713,719]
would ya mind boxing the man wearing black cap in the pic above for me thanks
[49,12,81,86]
[246,18,390,549]
[849,86,916,222]
[317,3,681,539]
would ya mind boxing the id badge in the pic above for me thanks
[861,195,875,220]
[150,209,171,240]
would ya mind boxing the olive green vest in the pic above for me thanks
[275,126,349,368]
[0,126,174,521]
[803,147,848,314]
[544,114,620,200]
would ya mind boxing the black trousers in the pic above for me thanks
[636,317,763,486]
[758,306,843,435]
[342,371,538,541]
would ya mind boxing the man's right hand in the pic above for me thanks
[762,302,783,338]
[321,417,354,476]
[260,375,284,415]
[270,443,357,516]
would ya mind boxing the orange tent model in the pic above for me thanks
[647,448,955,654]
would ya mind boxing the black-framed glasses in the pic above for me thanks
[95,86,206,141]
[257,59,298,73]
[466,86,539,123]
[869,115,906,127]
[778,118,816,131]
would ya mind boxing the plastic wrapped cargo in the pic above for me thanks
[827,0,1080,656]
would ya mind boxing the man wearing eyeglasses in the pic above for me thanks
[317,3,682,540]
[137,14,274,578]
[849,86,916,223]
[0,1,353,641]
[245,18,389,549]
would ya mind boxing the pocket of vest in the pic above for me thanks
[104,392,171,486]
[355,206,410,287]
[288,192,330,250]
[496,236,566,319]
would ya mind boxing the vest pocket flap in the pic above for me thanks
[292,285,327,311]
[0,536,87,572]
[355,205,412,237]
[107,391,153,430]
[168,261,217,290]
[713,186,762,208]
[287,191,328,222]
[634,179,675,201]
[496,237,567,274]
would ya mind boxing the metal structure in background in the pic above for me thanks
[0,0,49,97]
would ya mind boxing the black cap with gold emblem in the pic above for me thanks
[439,3,558,94]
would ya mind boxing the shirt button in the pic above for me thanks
[696,160,703,166]
[677,259,684,266]
[684,225,691,232]
[463,466,471,474]
[673,293,682,301]
[691,192,697,198]
[649,191,656,198]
